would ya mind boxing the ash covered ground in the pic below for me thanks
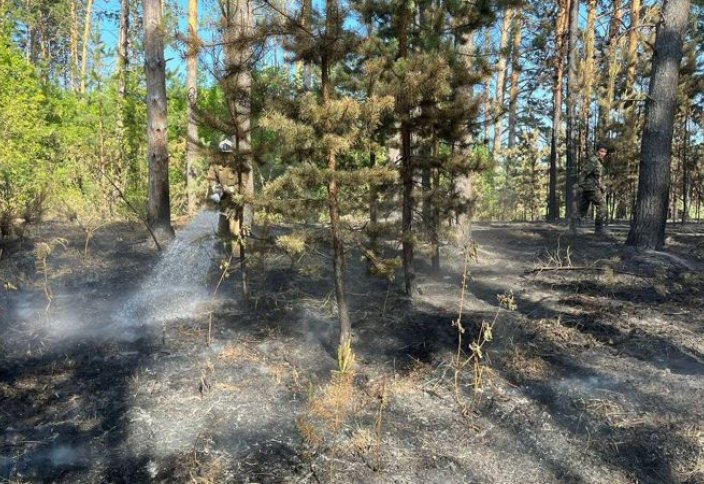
[1,216,703,483]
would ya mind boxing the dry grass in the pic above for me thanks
[218,343,261,363]
[502,348,552,383]
[390,360,432,396]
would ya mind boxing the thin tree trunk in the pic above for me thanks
[547,0,569,222]
[431,139,440,272]
[492,8,513,156]
[118,0,130,99]
[597,0,623,140]
[455,30,475,242]
[70,0,79,90]
[580,0,597,157]
[186,0,199,214]
[507,1,523,149]
[144,0,174,240]
[368,151,378,255]
[80,0,94,94]
[397,3,415,296]
[566,0,580,228]
[682,111,689,224]
[321,0,352,348]
[483,30,492,144]
[295,0,312,90]
[114,0,130,202]
[625,0,642,94]
[623,0,642,215]
[626,0,690,249]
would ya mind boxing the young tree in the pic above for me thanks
[144,0,174,240]
[626,0,691,249]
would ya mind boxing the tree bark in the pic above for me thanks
[70,0,79,91]
[508,1,523,149]
[397,3,415,296]
[597,0,623,140]
[626,0,690,249]
[625,0,642,93]
[455,30,475,242]
[144,0,174,240]
[565,0,580,228]
[483,30,492,144]
[682,111,689,224]
[580,0,597,158]
[548,0,569,222]
[223,0,254,229]
[492,8,513,156]
[80,0,94,94]
[186,0,199,214]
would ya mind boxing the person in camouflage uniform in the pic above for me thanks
[206,158,239,237]
[577,144,608,235]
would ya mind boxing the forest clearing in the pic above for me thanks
[2,0,704,482]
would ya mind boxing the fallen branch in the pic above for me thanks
[524,266,640,276]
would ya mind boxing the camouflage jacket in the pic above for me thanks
[579,154,603,191]
[206,163,238,190]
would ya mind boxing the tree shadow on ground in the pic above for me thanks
[0,221,166,482]
[0,339,155,482]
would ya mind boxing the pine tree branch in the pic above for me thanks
[260,0,315,39]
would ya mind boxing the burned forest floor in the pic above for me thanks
[1,214,704,484]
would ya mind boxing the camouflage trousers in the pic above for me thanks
[578,188,605,230]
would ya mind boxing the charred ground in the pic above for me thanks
[1,219,703,483]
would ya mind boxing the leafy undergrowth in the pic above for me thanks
[1,220,703,483]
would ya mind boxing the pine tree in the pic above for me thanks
[547,0,569,222]
[260,0,395,348]
[565,0,580,228]
[627,0,691,249]
[144,0,174,240]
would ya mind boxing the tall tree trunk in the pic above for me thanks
[483,30,492,144]
[623,0,642,215]
[186,0,199,214]
[114,0,130,201]
[80,0,94,94]
[682,111,689,224]
[566,0,580,228]
[70,0,79,91]
[431,138,440,272]
[597,0,623,140]
[455,30,475,242]
[507,1,523,149]
[322,0,352,349]
[397,3,415,296]
[626,0,690,249]
[118,0,130,100]
[492,8,513,156]
[144,0,174,240]
[548,0,569,221]
[580,0,597,157]
[625,0,642,94]
[295,0,312,90]
[221,0,254,298]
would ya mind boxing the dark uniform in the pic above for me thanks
[578,153,606,233]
